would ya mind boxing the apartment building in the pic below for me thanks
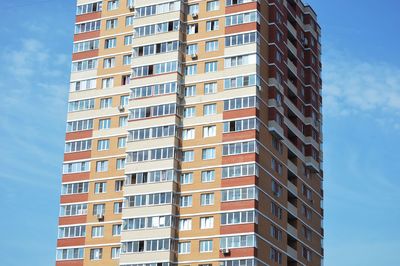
[56,0,323,265]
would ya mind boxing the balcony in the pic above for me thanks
[268,99,284,114]
[287,80,298,95]
[268,120,284,140]
[287,246,297,260]
[305,156,319,172]
[287,202,297,216]
[287,21,297,37]
[287,59,297,75]
[287,181,297,196]
[268,78,284,94]
[287,160,297,175]
[287,40,297,56]
[287,223,298,238]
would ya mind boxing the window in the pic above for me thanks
[225,32,258,47]
[128,125,175,141]
[184,85,196,97]
[302,204,312,220]
[302,225,312,241]
[220,234,256,249]
[202,148,215,160]
[68,98,95,112]
[119,116,127,127]
[270,247,282,264]
[71,59,97,72]
[91,226,104,238]
[118,137,127,148]
[112,224,121,236]
[221,187,258,201]
[134,41,180,57]
[76,1,102,15]
[272,180,283,197]
[116,158,126,170]
[127,147,174,162]
[70,78,96,92]
[135,1,180,17]
[224,74,258,89]
[125,192,172,207]
[67,119,93,132]
[180,195,192,207]
[205,40,218,52]
[123,215,172,230]
[270,225,282,240]
[115,180,124,191]
[96,160,108,172]
[100,98,112,109]
[179,219,192,231]
[220,259,256,266]
[182,151,194,162]
[94,182,106,193]
[105,38,116,49]
[62,161,90,174]
[302,184,313,201]
[200,240,213,252]
[135,20,180,37]
[201,170,215,182]
[73,40,99,53]
[206,20,219,31]
[226,11,259,26]
[206,0,219,11]
[126,15,134,26]
[223,118,258,133]
[178,242,191,254]
[184,107,196,118]
[271,202,282,219]
[90,248,102,260]
[182,128,195,140]
[119,96,129,107]
[114,202,123,214]
[205,61,217,72]
[99,119,111,130]
[225,54,258,68]
[180,173,193,185]
[65,140,92,153]
[106,18,118,29]
[107,0,119,10]
[204,82,217,94]
[58,225,86,238]
[201,193,214,206]
[122,238,171,253]
[188,4,199,14]
[61,182,89,195]
[203,125,216,138]
[186,44,198,55]
[185,64,197,75]
[123,54,132,65]
[111,247,120,259]
[93,204,105,215]
[131,82,177,98]
[59,203,88,216]
[203,104,216,115]
[132,61,178,77]
[74,20,100,34]
[124,35,133,45]
[302,246,312,261]
[200,217,214,229]
[223,96,257,111]
[222,140,257,156]
[271,158,283,176]
[56,248,84,260]
[102,77,114,88]
[104,57,115,68]
[221,210,255,225]
[187,23,198,34]
[222,163,258,179]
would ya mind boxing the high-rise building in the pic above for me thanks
[56,0,323,265]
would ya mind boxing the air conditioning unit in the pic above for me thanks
[96,214,104,220]
[128,4,135,11]
[118,105,125,112]
[190,53,198,59]
[191,12,198,19]
[221,248,230,255]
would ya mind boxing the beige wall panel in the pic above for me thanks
[121,228,174,241]
[125,159,175,173]
[124,181,175,196]
[119,251,171,264]
[122,204,175,218]
[126,137,177,152]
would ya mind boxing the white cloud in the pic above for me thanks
[323,48,400,120]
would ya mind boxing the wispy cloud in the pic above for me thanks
[323,47,400,122]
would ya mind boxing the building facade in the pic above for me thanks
[56,0,323,266]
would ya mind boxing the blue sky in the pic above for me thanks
[0,0,399,265]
